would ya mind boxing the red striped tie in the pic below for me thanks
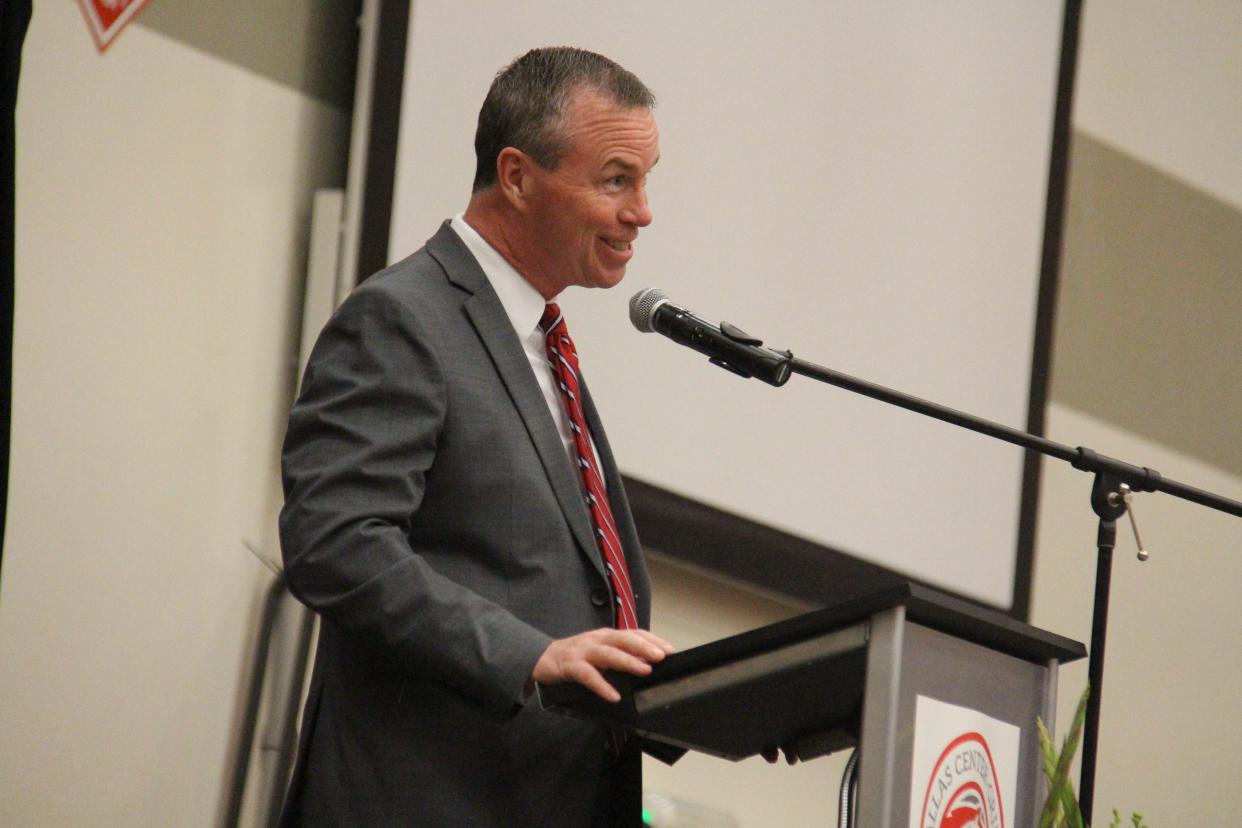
[540,303,638,630]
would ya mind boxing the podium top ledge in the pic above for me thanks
[649,581,1084,686]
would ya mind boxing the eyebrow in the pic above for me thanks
[603,155,660,174]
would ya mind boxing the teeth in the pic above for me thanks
[604,239,630,251]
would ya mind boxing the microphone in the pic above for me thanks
[628,288,792,386]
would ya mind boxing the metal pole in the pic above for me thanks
[1078,518,1115,824]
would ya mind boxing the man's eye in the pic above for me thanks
[604,175,626,189]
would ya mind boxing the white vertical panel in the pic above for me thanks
[301,189,345,379]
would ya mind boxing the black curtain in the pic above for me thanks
[1,1,33,573]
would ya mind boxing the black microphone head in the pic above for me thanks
[629,288,669,333]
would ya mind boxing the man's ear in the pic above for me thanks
[495,147,534,210]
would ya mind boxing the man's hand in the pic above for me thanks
[760,744,802,765]
[532,628,675,702]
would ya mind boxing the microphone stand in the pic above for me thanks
[755,348,1242,823]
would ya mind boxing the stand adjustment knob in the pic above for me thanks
[1108,483,1150,561]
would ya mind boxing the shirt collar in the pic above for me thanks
[450,213,551,341]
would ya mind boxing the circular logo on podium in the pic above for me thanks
[918,731,1005,828]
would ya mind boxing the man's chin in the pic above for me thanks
[588,266,629,290]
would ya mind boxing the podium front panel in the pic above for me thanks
[857,608,1056,828]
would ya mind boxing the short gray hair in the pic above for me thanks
[472,47,655,193]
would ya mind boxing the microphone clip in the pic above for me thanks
[719,321,762,346]
[711,321,793,382]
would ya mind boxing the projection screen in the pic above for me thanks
[378,1,1070,610]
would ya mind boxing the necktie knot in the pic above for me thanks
[539,303,562,334]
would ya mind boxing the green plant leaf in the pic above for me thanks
[1036,717,1063,827]
[1034,688,1150,828]
[1037,687,1090,828]
[1059,688,1090,828]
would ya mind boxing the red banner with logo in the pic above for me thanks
[78,0,152,53]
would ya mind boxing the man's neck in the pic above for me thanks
[463,193,558,300]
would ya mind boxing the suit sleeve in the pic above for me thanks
[279,284,552,718]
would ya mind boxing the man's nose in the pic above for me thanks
[621,188,653,228]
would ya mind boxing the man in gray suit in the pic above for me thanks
[278,48,671,826]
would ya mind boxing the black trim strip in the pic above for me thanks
[1012,0,1083,621]
[624,475,905,607]
[355,0,409,284]
[624,475,1065,615]
[0,0,32,573]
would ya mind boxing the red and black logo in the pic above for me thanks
[918,732,1005,828]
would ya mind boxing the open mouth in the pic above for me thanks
[602,238,632,252]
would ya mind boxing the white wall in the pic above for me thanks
[0,4,348,825]
[1030,404,1242,824]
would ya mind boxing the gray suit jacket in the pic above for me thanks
[278,222,651,826]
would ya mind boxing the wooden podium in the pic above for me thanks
[541,582,1085,827]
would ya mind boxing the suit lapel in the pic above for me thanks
[426,224,605,580]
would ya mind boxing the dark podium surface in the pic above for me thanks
[540,582,1085,762]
